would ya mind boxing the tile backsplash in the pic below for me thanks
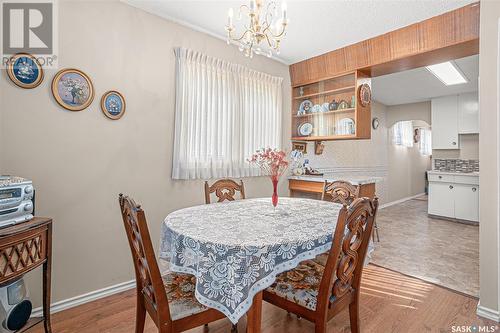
[433,159,479,173]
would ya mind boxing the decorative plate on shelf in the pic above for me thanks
[312,104,322,113]
[298,100,313,114]
[337,100,350,110]
[321,102,330,112]
[298,122,313,136]
[337,118,355,135]
[359,83,372,107]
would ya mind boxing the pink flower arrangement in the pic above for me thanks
[248,148,289,179]
[248,148,289,207]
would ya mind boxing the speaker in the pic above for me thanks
[0,278,31,332]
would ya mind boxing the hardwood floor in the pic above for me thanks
[31,265,496,333]
[371,197,479,296]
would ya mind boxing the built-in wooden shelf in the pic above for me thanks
[292,86,356,100]
[293,108,355,118]
[292,134,356,141]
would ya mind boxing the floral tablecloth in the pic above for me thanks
[159,197,342,323]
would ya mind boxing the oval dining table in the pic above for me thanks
[159,197,342,333]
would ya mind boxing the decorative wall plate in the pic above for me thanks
[311,104,322,113]
[299,100,313,114]
[6,53,44,89]
[359,83,372,107]
[337,118,355,135]
[298,122,313,136]
[52,68,94,111]
[321,102,330,112]
[337,100,350,110]
[101,91,126,120]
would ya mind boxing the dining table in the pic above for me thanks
[159,197,343,333]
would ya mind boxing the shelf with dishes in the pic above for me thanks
[291,70,371,141]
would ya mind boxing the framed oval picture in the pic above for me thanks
[52,68,94,111]
[101,91,126,120]
[6,53,44,89]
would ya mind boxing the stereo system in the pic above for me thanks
[0,176,34,228]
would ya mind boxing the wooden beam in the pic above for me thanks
[289,3,480,86]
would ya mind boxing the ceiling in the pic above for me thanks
[372,55,478,106]
[124,0,476,64]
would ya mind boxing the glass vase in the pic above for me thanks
[271,176,279,207]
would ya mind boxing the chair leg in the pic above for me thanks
[314,321,327,333]
[349,297,360,333]
[231,323,238,332]
[135,294,146,333]
[374,220,380,242]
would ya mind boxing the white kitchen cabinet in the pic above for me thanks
[428,182,455,218]
[454,184,479,222]
[427,172,479,223]
[458,92,479,134]
[431,95,460,149]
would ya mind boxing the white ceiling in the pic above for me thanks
[124,0,476,64]
[372,55,478,106]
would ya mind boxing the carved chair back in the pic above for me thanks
[317,197,379,315]
[118,194,172,326]
[204,179,246,204]
[321,180,359,205]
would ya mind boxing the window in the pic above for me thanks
[419,128,432,156]
[172,48,283,180]
[392,121,414,147]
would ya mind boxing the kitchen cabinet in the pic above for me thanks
[458,92,479,134]
[431,95,459,149]
[427,172,479,223]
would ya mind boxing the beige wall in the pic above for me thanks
[0,1,291,307]
[432,134,479,159]
[478,0,500,315]
[385,104,432,202]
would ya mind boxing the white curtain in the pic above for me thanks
[392,121,414,147]
[172,48,283,180]
[419,128,432,155]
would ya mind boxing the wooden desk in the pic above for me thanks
[0,217,52,333]
[289,179,376,199]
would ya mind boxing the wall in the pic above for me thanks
[385,104,432,202]
[478,0,500,318]
[0,1,291,307]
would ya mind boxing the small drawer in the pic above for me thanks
[454,175,479,185]
[428,174,455,183]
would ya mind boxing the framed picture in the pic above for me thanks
[101,91,126,120]
[6,53,44,89]
[292,141,307,154]
[52,68,94,111]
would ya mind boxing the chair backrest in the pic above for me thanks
[118,194,171,326]
[321,180,359,205]
[204,179,246,204]
[317,197,379,313]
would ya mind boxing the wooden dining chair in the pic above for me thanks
[263,197,379,333]
[204,179,245,204]
[322,180,379,242]
[118,194,226,333]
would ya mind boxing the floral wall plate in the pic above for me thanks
[52,68,94,111]
[299,100,313,114]
[359,83,372,107]
[101,91,126,120]
[7,53,44,89]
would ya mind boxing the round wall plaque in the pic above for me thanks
[359,83,372,107]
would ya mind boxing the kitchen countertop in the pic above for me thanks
[427,170,479,177]
[288,174,382,185]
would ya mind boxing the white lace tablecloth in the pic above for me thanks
[159,197,342,323]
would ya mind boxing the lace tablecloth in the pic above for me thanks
[159,197,342,323]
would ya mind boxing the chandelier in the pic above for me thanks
[225,0,288,58]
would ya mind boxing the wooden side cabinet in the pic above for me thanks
[0,218,52,332]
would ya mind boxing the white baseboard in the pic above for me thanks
[380,193,426,209]
[31,279,136,317]
[477,303,500,322]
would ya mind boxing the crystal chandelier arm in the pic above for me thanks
[262,21,287,39]
[228,28,253,43]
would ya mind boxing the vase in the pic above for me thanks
[271,176,279,207]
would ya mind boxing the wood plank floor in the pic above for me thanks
[31,265,497,333]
